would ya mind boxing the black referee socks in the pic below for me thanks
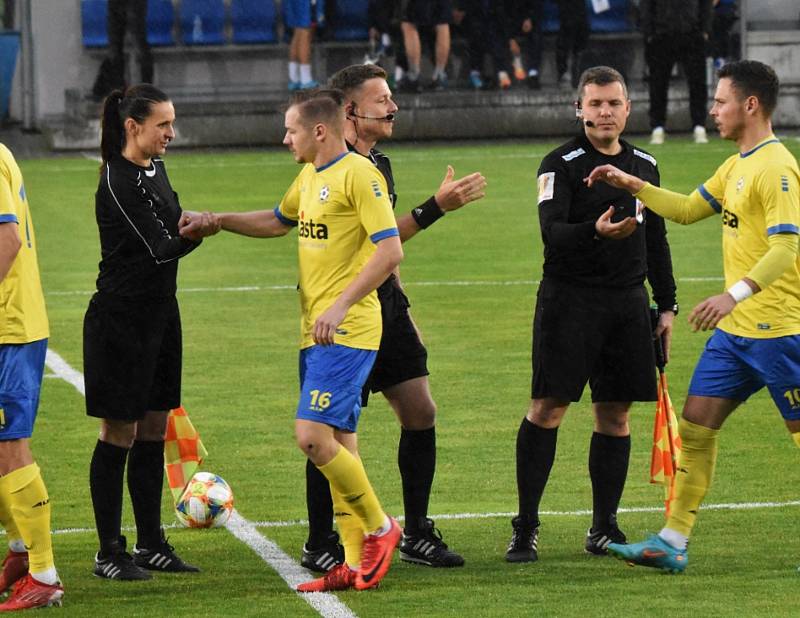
[305,459,335,548]
[399,427,436,533]
[516,418,558,523]
[90,439,129,553]
[127,439,165,550]
[589,432,631,531]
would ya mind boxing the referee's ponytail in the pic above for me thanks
[99,83,170,168]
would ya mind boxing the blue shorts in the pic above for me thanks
[297,344,377,432]
[689,330,800,420]
[283,0,324,29]
[0,338,47,440]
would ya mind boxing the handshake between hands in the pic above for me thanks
[178,211,222,241]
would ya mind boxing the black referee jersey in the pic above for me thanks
[347,142,400,299]
[94,155,200,299]
[536,131,676,311]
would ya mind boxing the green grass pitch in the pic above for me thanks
[17,135,800,616]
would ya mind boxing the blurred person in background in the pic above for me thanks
[711,0,739,70]
[285,0,324,90]
[556,0,589,88]
[92,0,153,102]
[506,0,544,89]
[640,0,713,145]
[399,0,452,91]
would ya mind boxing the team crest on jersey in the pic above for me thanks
[319,185,330,202]
[736,176,745,193]
[538,172,555,204]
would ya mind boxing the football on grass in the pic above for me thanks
[175,472,234,528]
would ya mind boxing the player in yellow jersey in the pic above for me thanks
[585,60,800,573]
[0,144,64,609]
[179,89,404,591]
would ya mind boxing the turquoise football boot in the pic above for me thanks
[607,534,687,574]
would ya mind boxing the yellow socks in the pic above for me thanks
[0,485,23,551]
[792,432,800,449]
[331,484,364,568]
[0,464,55,576]
[665,418,719,537]
[318,446,386,533]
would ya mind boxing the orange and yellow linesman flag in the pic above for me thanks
[649,369,682,517]
[164,406,208,504]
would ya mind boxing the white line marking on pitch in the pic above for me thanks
[46,499,800,536]
[45,276,725,298]
[44,349,350,618]
[246,499,800,528]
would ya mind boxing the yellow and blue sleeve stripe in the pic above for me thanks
[370,227,399,243]
[767,223,800,236]
[0,214,18,223]
[273,205,297,227]
[697,184,722,213]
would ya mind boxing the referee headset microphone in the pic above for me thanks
[574,101,596,128]
[347,101,395,122]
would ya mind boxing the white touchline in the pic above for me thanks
[35,498,800,536]
[44,348,355,618]
[44,276,725,298]
[226,512,357,618]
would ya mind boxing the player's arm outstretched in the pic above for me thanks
[314,235,403,345]
[395,165,487,241]
[585,164,716,225]
[179,208,292,239]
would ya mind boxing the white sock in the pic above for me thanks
[395,66,405,82]
[300,64,312,84]
[659,527,688,550]
[528,69,539,77]
[288,61,299,82]
[8,539,26,553]
[31,567,59,586]
[512,55,523,71]
[372,515,392,537]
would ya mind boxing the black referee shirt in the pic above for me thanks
[94,155,199,300]
[537,131,676,311]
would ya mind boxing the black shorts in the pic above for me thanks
[83,293,182,421]
[400,0,452,26]
[531,279,657,403]
[362,281,429,406]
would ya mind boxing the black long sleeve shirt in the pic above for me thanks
[536,132,677,312]
[640,0,714,37]
[93,155,199,300]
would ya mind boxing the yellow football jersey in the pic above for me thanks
[698,136,800,337]
[0,144,48,344]
[277,151,398,350]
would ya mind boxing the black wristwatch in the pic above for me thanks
[660,303,679,316]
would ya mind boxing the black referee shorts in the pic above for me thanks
[83,293,182,421]
[362,282,429,406]
[531,279,657,403]
[400,0,452,26]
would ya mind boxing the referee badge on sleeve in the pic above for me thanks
[538,172,555,204]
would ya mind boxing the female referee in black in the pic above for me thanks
[84,84,217,580]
